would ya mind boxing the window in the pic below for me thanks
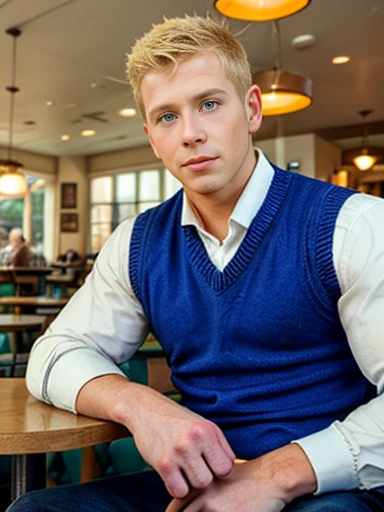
[0,176,45,252]
[90,169,181,253]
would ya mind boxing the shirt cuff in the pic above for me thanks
[38,348,126,413]
[292,424,360,494]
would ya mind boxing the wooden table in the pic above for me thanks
[0,378,128,501]
[0,267,54,295]
[0,314,46,333]
[0,297,68,309]
[0,315,47,376]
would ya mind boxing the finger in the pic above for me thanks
[202,429,235,478]
[159,463,190,499]
[165,490,201,512]
[215,427,236,461]
[182,455,214,490]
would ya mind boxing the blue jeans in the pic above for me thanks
[7,471,384,512]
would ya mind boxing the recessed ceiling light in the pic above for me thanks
[61,135,70,141]
[46,101,54,107]
[332,56,350,64]
[90,82,98,88]
[81,129,96,137]
[118,108,136,117]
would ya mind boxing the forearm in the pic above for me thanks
[75,373,174,432]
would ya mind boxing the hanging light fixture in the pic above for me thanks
[342,110,384,171]
[0,27,27,198]
[253,21,312,116]
[352,110,379,171]
[214,0,311,22]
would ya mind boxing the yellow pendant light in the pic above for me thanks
[254,21,312,116]
[214,0,311,22]
[353,151,378,172]
[342,110,383,171]
[0,27,27,198]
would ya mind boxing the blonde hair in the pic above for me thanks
[126,15,252,120]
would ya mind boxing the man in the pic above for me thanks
[10,15,384,512]
[1,228,30,267]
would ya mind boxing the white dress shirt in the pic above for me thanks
[26,149,384,494]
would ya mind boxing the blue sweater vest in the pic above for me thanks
[129,167,375,459]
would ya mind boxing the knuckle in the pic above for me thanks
[174,439,190,456]
[189,421,210,441]
[158,458,172,475]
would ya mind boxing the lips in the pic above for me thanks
[183,156,218,172]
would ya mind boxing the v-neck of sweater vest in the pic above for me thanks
[182,167,292,292]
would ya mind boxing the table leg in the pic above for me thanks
[11,453,46,501]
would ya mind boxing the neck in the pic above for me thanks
[186,149,257,241]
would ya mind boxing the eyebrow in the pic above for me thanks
[147,88,228,123]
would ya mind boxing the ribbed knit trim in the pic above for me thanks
[183,168,292,292]
[315,186,357,298]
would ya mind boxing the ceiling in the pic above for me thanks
[0,0,383,159]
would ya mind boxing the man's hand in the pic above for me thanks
[76,375,234,499]
[165,444,317,512]
[128,389,235,498]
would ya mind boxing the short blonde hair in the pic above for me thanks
[126,15,252,120]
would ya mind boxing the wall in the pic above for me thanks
[88,144,159,175]
[315,135,342,182]
[256,133,316,177]
[56,156,89,258]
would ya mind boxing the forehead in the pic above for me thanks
[141,53,236,118]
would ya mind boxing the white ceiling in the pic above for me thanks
[0,0,383,159]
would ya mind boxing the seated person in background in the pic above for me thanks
[57,248,81,265]
[55,249,83,279]
[9,15,384,512]
[1,228,30,267]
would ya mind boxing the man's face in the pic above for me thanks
[142,53,262,204]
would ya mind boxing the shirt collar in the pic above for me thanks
[181,148,275,230]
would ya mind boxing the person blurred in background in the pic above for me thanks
[0,228,30,267]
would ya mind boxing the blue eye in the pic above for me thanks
[201,101,218,111]
[159,113,176,123]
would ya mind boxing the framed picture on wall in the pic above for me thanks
[61,182,77,209]
[60,213,78,233]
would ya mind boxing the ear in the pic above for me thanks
[143,124,160,159]
[246,85,262,134]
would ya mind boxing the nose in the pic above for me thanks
[181,113,207,147]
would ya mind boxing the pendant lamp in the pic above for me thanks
[352,110,378,171]
[342,110,384,171]
[0,27,27,198]
[253,21,312,116]
[214,0,311,22]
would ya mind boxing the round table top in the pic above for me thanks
[0,297,68,308]
[0,314,47,332]
[0,378,129,455]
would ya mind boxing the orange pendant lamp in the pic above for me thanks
[214,0,311,22]
[253,21,312,116]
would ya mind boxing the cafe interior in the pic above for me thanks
[0,0,383,509]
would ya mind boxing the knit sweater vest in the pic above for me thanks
[129,167,375,459]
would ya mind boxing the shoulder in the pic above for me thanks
[337,193,384,230]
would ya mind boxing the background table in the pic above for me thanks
[0,315,47,377]
[0,297,67,309]
[0,378,128,501]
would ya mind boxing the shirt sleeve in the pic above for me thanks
[294,193,384,494]
[26,217,149,413]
